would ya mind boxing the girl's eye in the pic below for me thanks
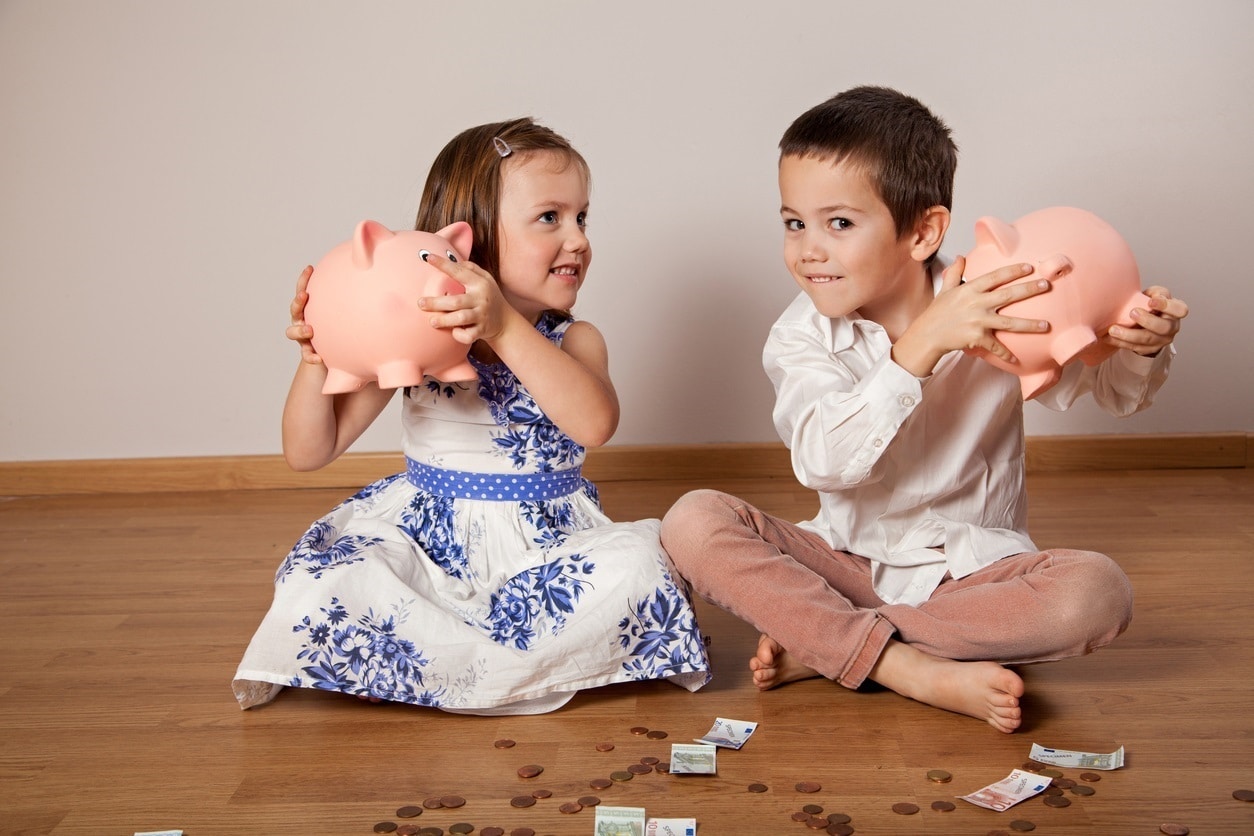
[539,211,558,224]
[577,212,588,228]
[784,219,804,231]
[445,250,458,262]
[419,249,431,262]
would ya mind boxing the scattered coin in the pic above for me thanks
[493,738,516,749]
[481,829,505,836]
[1038,768,1063,779]
[396,826,421,836]
[747,783,769,793]
[590,777,612,789]
[826,814,851,825]
[509,829,535,836]
[627,763,652,775]
[516,764,544,779]
[1159,826,1190,836]
[1043,786,1064,797]
[509,794,536,808]
[931,800,956,812]
[655,763,670,774]
[1071,785,1096,796]
[795,781,822,793]
[892,802,920,815]
[448,826,473,835]
[1044,795,1072,808]
[373,824,398,834]
[396,806,423,818]
[630,726,649,735]
[439,795,466,809]
[791,812,811,823]
[1054,777,1076,789]
[646,730,669,740]
[1079,772,1102,783]
[927,769,953,783]
[805,817,828,830]
[640,756,660,765]
[595,742,615,752]
[826,825,854,836]
[1010,821,1036,832]
[530,789,552,799]
[559,802,583,814]
[1234,789,1254,801]
[610,770,634,782]
[577,795,602,807]
[423,798,445,809]
[417,829,443,836]
[802,803,824,815]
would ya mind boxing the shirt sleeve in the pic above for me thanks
[1034,345,1174,416]
[764,322,924,490]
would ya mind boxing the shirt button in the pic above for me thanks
[900,395,916,407]
[873,438,883,447]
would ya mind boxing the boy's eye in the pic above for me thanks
[830,218,853,231]
[784,219,804,231]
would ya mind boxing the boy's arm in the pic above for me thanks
[766,321,923,490]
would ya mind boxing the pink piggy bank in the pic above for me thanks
[304,220,478,394]
[961,206,1150,400]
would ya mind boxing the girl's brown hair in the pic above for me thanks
[414,117,590,282]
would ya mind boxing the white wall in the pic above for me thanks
[2,0,1251,462]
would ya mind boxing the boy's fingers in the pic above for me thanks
[941,255,966,290]
[970,262,1034,291]
[996,315,1051,334]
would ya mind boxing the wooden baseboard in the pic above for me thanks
[0,434,1248,497]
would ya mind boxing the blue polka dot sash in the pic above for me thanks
[406,458,585,501]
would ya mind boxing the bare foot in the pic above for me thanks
[869,640,1025,733]
[749,634,822,691]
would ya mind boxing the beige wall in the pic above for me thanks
[2,0,1251,462]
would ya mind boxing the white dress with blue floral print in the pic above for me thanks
[233,314,711,714]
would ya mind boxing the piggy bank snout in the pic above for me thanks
[1036,254,1074,281]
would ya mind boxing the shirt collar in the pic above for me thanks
[817,254,951,353]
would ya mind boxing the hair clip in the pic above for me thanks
[493,136,513,158]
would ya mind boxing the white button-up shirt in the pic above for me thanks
[763,266,1173,606]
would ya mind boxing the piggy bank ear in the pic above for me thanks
[437,221,474,262]
[352,220,396,270]
[973,216,1019,257]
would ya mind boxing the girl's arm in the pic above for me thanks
[280,266,397,471]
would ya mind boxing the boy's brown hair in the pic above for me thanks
[414,117,590,282]
[780,86,957,240]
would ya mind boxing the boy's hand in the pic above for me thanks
[1104,286,1188,356]
[285,265,323,365]
[893,256,1051,377]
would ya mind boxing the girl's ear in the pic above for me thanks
[910,205,950,263]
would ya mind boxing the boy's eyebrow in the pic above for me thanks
[779,202,862,215]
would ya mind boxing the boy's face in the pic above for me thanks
[778,154,926,324]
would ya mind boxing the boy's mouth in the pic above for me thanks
[805,274,839,284]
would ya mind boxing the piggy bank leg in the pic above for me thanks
[321,369,369,395]
[430,358,478,383]
[1049,324,1100,367]
[375,360,426,390]
[1020,367,1062,400]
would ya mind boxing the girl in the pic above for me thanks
[233,118,711,714]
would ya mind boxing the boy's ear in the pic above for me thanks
[909,205,950,262]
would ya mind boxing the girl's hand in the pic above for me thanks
[285,265,322,364]
[1104,285,1189,356]
[417,253,521,345]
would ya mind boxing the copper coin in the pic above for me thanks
[645,730,669,740]
[827,826,854,836]
[590,777,612,789]
[610,770,634,782]
[423,798,445,809]
[494,738,516,748]
[516,764,544,779]
[1044,794,1072,808]
[892,802,920,815]
[796,781,822,793]
[627,763,652,775]
[1071,784,1096,796]
[440,795,466,809]
[510,794,536,808]
[927,769,953,783]
[559,802,583,814]
[417,829,443,836]
[578,795,602,807]
[806,817,828,830]
[481,829,505,836]
[931,800,956,812]
[1234,789,1254,801]
[747,783,769,793]
[655,763,670,774]
[595,742,615,752]
[1038,768,1063,779]
[448,826,473,835]
[629,726,649,735]
[1009,821,1036,832]
[1159,826,1190,836]
[1043,786,1064,796]
[802,803,824,814]
[1080,772,1102,783]
[1054,777,1076,789]
[640,756,660,765]
[396,826,421,836]
[791,812,811,822]
[826,814,851,825]
[397,806,424,818]
[509,829,535,836]
[374,824,398,834]
[531,788,552,799]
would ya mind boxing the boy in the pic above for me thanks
[660,86,1188,733]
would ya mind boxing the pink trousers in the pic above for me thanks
[660,490,1134,689]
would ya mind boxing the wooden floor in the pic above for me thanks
[2,468,1252,835]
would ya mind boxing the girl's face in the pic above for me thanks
[495,151,591,322]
